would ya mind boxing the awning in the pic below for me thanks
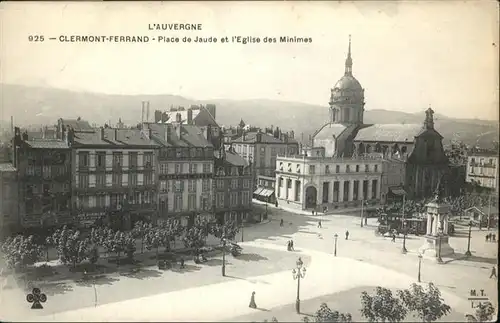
[253,187,264,195]
[389,187,407,196]
[261,189,275,197]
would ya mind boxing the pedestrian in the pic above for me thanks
[323,206,327,213]
[290,240,295,251]
[490,266,497,279]
[391,233,396,242]
[275,201,278,207]
[180,257,185,269]
[493,234,496,242]
[345,230,349,240]
[280,218,284,227]
[486,234,490,242]
[312,210,315,216]
[318,220,322,228]
[287,240,291,251]
[249,291,257,309]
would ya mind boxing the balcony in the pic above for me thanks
[73,184,157,194]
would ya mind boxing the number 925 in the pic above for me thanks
[28,35,44,42]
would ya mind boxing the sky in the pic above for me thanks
[1,1,498,120]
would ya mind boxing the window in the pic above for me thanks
[42,165,52,179]
[325,165,330,174]
[175,163,182,174]
[203,163,211,173]
[96,195,106,208]
[78,174,89,188]
[279,162,283,171]
[112,173,122,186]
[188,179,197,193]
[201,195,211,211]
[374,165,378,172]
[188,194,197,210]
[202,179,210,192]
[346,165,350,173]
[217,179,224,189]
[129,173,138,186]
[355,165,359,172]
[160,180,167,192]
[96,174,106,188]
[160,164,168,174]
[335,165,340,173]
[242,191,250,205]
[365,165,369,172]
[79,152,89,168]
[112,152,122,168]
[230,192,238,206]
[243,179,250,188]
[309,165,316,174]
[217,192,224,208]
[174,194,183,211]
[143,152,153,168]
[190,163,198,173]
[129,152,138,168]
[174,180,184,192]
[231,179,238,189]
[96,152,106,168]
[144,173,153,185]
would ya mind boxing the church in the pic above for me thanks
[275,36,450,211]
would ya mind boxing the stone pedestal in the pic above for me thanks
[419,235,455,260]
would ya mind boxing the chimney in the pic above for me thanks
[146,101,150,122]
[100,127,105,140]
[148,127,152,139]
[114,128,118,141]
[175,124,181,139]
[154,110,162,123]
[67,127,74,146]
[243,132,246,141]
[22,131,28,141]
[284,134,289,143]
[187,108,193,125]
[161,112,169,123]
[256,131,262,143]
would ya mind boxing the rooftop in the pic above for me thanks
[60,118,93,132]
[73,128,159,147]
[354,124,424,143]
[148,123,213,148]
[231,132,297,144]
[224,150,248,167]
[313,123,347,140]
[0,163,16,172]
[25,139,70,149]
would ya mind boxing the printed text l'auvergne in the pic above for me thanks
[148,23,203,31]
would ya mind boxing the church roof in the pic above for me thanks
[354,124,423,143]
[313,123,347,140]
[334,75,363,91]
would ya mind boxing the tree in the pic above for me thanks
[0,235,44,270]
[105,230,130,266]
[56,229,90,269]
[474,301,495,322]
[211,220,240,241]
[397,283,451,322]
[314,303,352,322]
[360,287,408,322]
[132,221,152,254]
[144,227,163,261]
[158,218,183,252]
[182,226,207,254]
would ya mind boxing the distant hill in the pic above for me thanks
[0,84,498,148]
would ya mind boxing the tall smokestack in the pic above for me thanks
[10,116,14,136]
[147,101,150,122]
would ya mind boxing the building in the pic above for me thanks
[381,158,406,204]
[275,148,383,211]
[58,119,160,231]
[0,163,18,238]
[12,127,72,229]
[213,145,253,224]
[466,151,499,193]
[147,122,215,227]
[231,131,299,187]
[254,175,277,204]
[311,36,450,200]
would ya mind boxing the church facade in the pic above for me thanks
[276,36,450,210]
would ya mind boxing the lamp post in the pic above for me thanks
[360,199,364,227]
[402,220,408,254]
[334,233,338,256]
[221,237,227,277]
[84,270,97,307]
[417,254,422,282]
[465,220,472,256]
[292,257,306,314]
[437,227,443,263]
[241,222,244,243]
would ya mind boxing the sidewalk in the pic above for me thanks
[30,243,468,322]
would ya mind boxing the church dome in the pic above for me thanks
[334,75,363,91]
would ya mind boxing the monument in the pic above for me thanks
[418,180,455,262]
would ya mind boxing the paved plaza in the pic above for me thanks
[1,202,498,322]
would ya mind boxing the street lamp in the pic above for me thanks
[84,270,97,307]
[402,220,408,254]
[436,227,443,263]
[465,220,472,256]
[292,257,306,314]
[241,222,244,243]
[334,233,338,257]
[221,236,227,277]
[360,199,364,227]
[417,254,422,282]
